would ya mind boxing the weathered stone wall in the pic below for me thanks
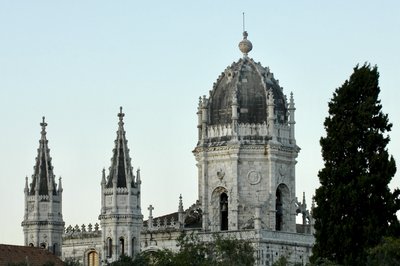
[62,230,102,265]
[139,228,314,265]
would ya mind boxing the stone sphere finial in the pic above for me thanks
[238,31,253,57]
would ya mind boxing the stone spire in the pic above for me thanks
[148,205,154,229]
[29,117,56,196]
[24,176,29,194]
[178,194,184,212]
[106,107,134,188]
[99,107,142,260]
[288,92,296,144]
[22,117,64,255]
[178,194,185,228]
[58,177,63,193]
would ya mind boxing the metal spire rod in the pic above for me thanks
[242,12,245,32]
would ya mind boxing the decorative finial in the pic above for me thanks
[178,194,184,212]
[178,194,184,226]
[58,176,63,191]
[118,106,125,120]
[101,168,106,184]
[40,116,47,138]
[40,116,47,130]
[24,176,29,192]
[289,92,295,110]
[238,13,253,57]
[148,204,154,218]
[117,106,125,129]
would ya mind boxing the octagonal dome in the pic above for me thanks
[207,57,288,126]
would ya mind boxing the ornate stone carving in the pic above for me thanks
[247,170,261,185]
[216,169,225,180]
[279,164,288,177]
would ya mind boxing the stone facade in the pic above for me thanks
[22,31,314,266]
[140,31,314,265]
[194,31,299,234]
[62,224,102,265]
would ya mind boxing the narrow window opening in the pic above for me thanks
[53,243,57,255]
[107,238,112,258]
[276,189,283,231]
[119,237,125,255]
[220,192,228,231]
[132,237,135,257]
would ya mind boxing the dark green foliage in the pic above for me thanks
[110,254,135,266]
[173,232,254,266]
[172,232,212,265]
[131,232,255,266]
[309,258,341,266]
[211,234,255,265]
[311,64,400,265]
[272,256,288,266]
[64,258,82,266]
[132,249,175,266]
[272,256,309,266]
[367,237,400,266]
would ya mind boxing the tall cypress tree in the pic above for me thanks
[311,64,400,265]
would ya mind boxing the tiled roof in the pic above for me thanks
[0,245,63,266]
[207,57,288,126]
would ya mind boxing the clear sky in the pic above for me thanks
[0,1,399,245]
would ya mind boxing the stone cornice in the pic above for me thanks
[21,220,65,226]
[194,143,298,154]
[98,213,143,220]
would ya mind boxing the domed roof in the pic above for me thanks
[207,35,288,126]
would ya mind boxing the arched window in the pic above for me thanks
[28,243,34,247]
[107,238,112,258]
[276,183,290,231]
[40,243,46,249]
[220,193,228,231]
[52,243,58,255]
[88,250,99,266]
[119,237,125,255]
[276,189,283,231]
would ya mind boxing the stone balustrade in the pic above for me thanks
[63,223,101,239]
[259,230,315,246]
[205,123,292,144]
[143,216,180,231]
[103,187,129,195]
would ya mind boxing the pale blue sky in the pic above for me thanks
[0,1,399,245]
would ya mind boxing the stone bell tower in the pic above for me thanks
[193,31,299,233]
[22,117,64,256]
[99,107,142,263]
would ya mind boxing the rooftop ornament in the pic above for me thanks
[238,12,253,57]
